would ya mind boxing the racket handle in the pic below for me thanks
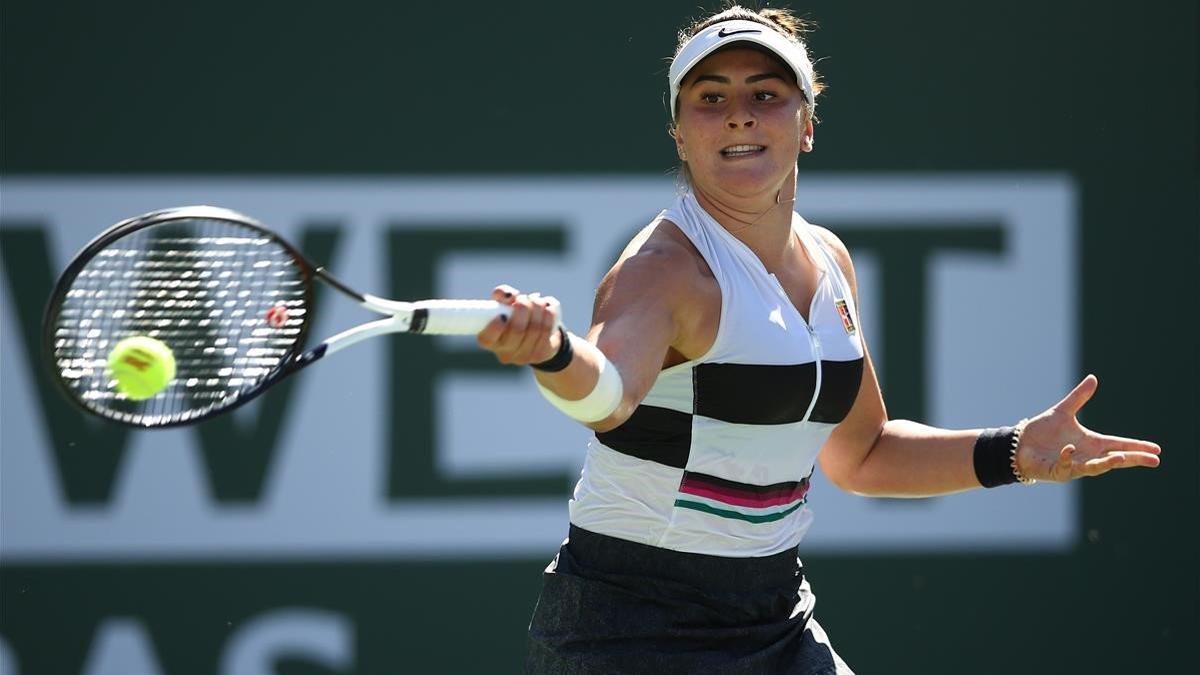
[411,300,512,335]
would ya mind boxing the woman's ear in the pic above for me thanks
[800,118,815,153]
[670,126,687,161]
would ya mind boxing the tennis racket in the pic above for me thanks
[44,205,514,428]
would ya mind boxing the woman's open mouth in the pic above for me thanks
[720,144,766,158]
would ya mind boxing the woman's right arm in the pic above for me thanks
[476,225,703,432]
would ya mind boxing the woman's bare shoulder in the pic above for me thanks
[593,218,719,351]
[808,223,857,286]
[610,218,714,287]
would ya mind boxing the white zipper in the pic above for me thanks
[801,322,822,423]
[768,272,824,423]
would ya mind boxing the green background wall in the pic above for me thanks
[3,1,1196,673]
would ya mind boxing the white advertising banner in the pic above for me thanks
[0,175,1078,562]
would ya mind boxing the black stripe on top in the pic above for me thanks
[595,405,692,469]
[694,359,863,425]
[809,359,864,424]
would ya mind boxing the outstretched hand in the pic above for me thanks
[1016,375,1161,482]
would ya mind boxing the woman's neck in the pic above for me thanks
[692,178,798,271]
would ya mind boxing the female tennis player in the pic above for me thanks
[477,5,1161,673]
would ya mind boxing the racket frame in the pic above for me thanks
[42,206,320,427]
[42,206,503,429]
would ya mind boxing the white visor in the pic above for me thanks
[669,19,814,120]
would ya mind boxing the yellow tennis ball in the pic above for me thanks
[108,336,176,400]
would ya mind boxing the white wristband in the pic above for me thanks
[536,342,623,423]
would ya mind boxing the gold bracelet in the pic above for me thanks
[1010,418,1036,485]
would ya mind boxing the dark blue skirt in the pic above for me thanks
[525,525,854,674]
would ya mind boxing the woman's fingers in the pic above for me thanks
[1049,444,1077,480]
[492,285,518,304]
[1094,433,1162,456]
[1042,439,1161,480]
[476,313,508,349]
[478,286,561,365]
[494,295,533,358]
[1054,374,1098,416]
[1068,431,1163,478]
[1079,450,1160,477]
[513,295,558,362]
[477,285,520,350]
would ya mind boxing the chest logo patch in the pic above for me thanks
[835,299,857,335]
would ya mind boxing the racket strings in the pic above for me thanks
[51,218,309,425]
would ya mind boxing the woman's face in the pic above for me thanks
[673,47,813,200]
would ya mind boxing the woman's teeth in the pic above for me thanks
[721,145,765,157]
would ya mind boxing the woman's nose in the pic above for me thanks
[726,107,756,129]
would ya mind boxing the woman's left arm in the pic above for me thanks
[813,227,1161,498]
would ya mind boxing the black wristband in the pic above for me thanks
[973,426,1019,488]
[531,326,574,372]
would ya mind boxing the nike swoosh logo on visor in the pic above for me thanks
[717,28,762,38]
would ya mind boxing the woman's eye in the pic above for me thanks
[701,93,724,104]
[754,91,778,102]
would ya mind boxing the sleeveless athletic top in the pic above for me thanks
[569,191,865,557]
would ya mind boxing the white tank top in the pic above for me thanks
[569,191,865,557]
